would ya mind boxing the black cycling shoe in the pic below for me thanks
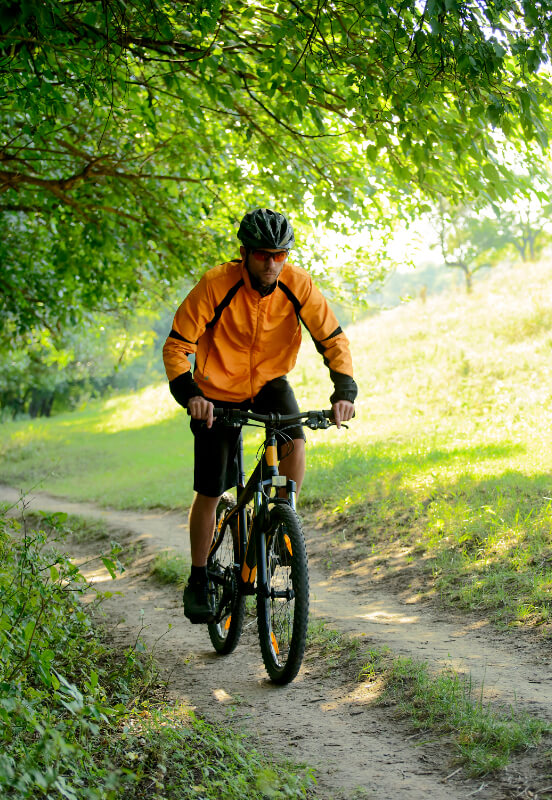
[183,580,214,624]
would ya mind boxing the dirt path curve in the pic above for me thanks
[2,484,551,799]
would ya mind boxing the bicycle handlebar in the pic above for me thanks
[212,407,338,430]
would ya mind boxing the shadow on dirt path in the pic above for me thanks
[2,484,551,799]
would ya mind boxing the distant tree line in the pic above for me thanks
[435,186,552,293]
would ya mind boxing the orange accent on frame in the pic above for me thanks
[284,533,293,556]
[241,563,257,584]
[265,444,278,467]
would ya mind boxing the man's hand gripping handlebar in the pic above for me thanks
[187,396,354,430]
[187,396,215,428]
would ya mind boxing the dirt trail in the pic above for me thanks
[2,484,551,799]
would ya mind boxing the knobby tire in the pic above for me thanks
[207,494,246,654]
[257,503,309,684]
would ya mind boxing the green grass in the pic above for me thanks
[117,707,315,800]
[3,260,552,626]
[306,619,362,673]
[360,649,551,776]
[306,620,551,776]
[150,550,189,586]
[48,511,112,542]
[0,389,196,509]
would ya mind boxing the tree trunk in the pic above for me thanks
[529,231,538,261]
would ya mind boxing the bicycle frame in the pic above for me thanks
[214,412,298,598]
[206,407,343,682]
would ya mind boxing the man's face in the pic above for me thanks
[240,245,289,288]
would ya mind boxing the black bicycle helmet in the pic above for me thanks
[237,208,295,250]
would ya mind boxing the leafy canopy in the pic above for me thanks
[1,0,552,332]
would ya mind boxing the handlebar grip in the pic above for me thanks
[321,408,356,422]
[186,406,219,417]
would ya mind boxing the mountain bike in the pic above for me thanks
[206,408,340,685]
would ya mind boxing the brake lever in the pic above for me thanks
[306,417,331,430]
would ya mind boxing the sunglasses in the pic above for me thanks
[250,249,289,263]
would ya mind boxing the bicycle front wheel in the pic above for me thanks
[257,503,309,684]
[207,495,246,654]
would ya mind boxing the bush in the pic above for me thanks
[0,510,131,799]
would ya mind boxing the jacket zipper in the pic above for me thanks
[250,294,262,400]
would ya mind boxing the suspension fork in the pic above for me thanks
[238,428,275,591]
[287,480,297,511]
[254,429,281,598]
[236,432,248,560]
[256,525,269,599]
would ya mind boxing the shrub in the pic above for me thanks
[0,510,129,798]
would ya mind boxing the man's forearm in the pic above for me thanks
[329,369,358,404]
[169,372,205,408]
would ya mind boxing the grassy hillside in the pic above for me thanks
[2,259,552,628]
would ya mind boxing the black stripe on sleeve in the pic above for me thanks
[306,329,341,356]
[278,283,340,347]
[206,279,244,329]
[310,335,330,360]
[169,329,198,345]
[321,326,343,341]
[278,281,303,317]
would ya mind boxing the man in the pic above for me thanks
[163,208,357,622]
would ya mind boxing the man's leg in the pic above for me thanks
[279,438,306,496]
[189,492,221,566]
[183,493,222,623]
[185,412,240,622]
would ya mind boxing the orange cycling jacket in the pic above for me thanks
[163,259,357,406]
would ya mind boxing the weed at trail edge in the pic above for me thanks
[359,650,551,776]
[151,549,190,586]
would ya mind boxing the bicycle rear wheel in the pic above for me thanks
[257,503,309,684]
[207,494,246,654]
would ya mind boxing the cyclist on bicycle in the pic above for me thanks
[163,208,357,622]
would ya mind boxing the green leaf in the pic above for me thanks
[101,557,117,579]
[23,620,35,643]
[309,106,325,133]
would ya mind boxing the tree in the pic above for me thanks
[1,0,552,333]
[0,308,160,419]
[434,202,511,292]
[492,197,552,262]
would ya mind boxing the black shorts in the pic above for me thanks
[191,376,306,497]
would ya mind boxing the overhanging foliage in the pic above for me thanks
[1,0,552,332]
